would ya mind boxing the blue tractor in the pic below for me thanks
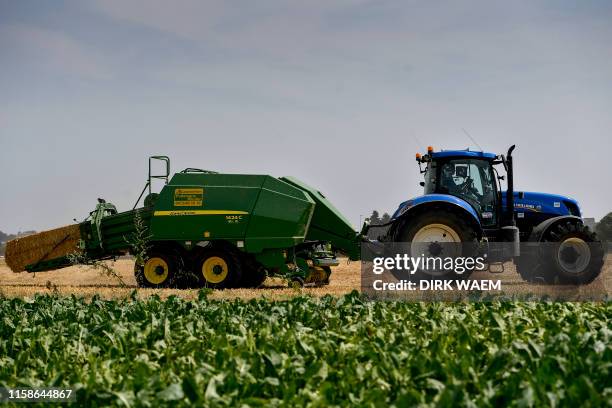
[381,145,604,284]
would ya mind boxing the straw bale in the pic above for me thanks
[5,224,81,272]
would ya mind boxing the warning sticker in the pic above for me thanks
[174,188,203,207]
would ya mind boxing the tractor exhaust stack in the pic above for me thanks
[505,144,516,226]
[502,144,520,256]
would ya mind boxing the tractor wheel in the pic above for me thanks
[393,210,479,280]
[195,249,242,289]
[517,222,604,285]
[515,252,550,284]
[134,250,180,288]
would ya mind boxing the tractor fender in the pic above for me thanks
[389,194,483,240]
[527,215,583,242]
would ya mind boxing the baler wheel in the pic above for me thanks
[134,251,179,288]
[289,276,304,288]
[240,264,268,288]
[196,249,242,289]
[321,266,332,285]
[304,266,331,286]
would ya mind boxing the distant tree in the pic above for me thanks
[0,230,7,243]
[368,210,381,226]
[366,210,392,240]
[596,212,612,242]
[381,213,391,224]
[0,242,5,256]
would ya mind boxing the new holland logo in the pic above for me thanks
[514,203,541,212]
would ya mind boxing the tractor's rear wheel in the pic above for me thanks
[516,222,604,285]
[393,210,479,280]
[195,249,242,289]
[135,250,180,288]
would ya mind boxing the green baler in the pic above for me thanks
[16,156,362,288]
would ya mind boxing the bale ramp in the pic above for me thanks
[5,224,81,272]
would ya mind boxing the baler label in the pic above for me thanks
[174,188,203,207]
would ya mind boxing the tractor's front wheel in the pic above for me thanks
[134,250,180,288]
[516,222,604,285]
[393,210,480,280]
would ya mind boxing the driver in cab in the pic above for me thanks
[440,163,464,195]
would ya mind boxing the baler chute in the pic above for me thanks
[280,177,361,261]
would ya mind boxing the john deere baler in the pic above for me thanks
[6,156,362,288]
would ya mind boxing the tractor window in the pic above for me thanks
[438,159,497,226]
[469,164,483,195]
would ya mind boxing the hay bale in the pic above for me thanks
[5,224,81,272]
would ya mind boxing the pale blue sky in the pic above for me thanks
[1,0,611,232]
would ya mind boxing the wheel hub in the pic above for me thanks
[557,238,591,275]
[411,223,462,276]
[143,257,169,285]
[428,242,443,257]
[202,256,229,284]
[560,246,580,264]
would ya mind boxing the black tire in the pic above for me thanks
[237,254,268,288]
[393,210,480,280]
[134,250,181,288]
[304,266,331,286]
[321,266,332,285]
[240,263,268,288]
[195,249,242,289]
[517,221,604,285]
[515,250,551,284]
[289,276,304,288]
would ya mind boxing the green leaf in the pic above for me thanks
[157,383,184,401]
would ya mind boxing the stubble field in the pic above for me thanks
[0,255,610,301]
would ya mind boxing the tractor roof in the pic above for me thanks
[431,150,497,160]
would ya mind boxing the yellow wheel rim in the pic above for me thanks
[144,257,169,285]
[202,256,229,284]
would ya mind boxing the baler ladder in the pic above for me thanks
[133,156,170,209]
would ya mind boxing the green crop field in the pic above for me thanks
[0,293,610,407]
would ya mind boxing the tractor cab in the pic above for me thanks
[419,149,501,228]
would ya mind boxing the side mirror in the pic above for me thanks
[419,182,425,187]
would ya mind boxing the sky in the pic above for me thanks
[1,0,611,233]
